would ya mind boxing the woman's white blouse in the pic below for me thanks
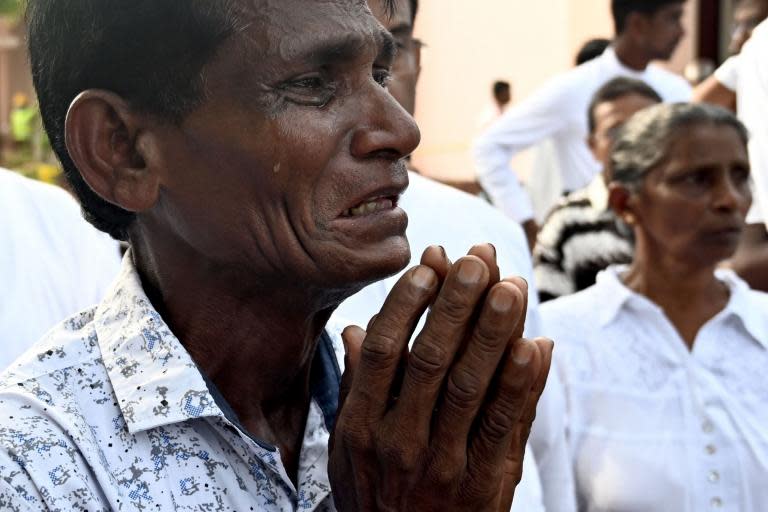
[540,267,768,512]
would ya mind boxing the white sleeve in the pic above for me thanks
[472,79,572,223]
[511,444,546,512]
[738,21,768,228]
[713,56,740,92]
[528,368,578,512]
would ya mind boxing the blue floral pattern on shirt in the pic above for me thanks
[0,253,341,511]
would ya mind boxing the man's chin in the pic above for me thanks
[317,238,411,306]
[338,237,411,286]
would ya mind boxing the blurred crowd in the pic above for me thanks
[1,0,768,511]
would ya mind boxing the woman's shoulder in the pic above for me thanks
[718,269,768,344]
[540,284,606,340]
[719,268,768,303]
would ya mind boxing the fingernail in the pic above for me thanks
[412,266,436,289]
[489,286,513,312]
[489,243,497,259]
[513,340,534,365]
[438,245,447,259]
[457,259,484,285]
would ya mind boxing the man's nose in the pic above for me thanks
[350,84,421,161]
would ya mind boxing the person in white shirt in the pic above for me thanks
[527,38,611,225]
[718,18,768,291]
[477,80,512,130]
[0,168,120,370]
[0,0,554,510]
[692,0,768,111]
[473,0,692,248]
[542,103,768,511]
[340,1,576,511]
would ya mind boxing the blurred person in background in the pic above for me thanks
[494,80,512,111]
[473,0,691,250]
[692,0,768,110]
[0,168,121,370]
[478,80,513,129]
[730,19,768,291]
[543,103,768,511]
[528,37,616,228]
[339,1,576,510]
[703,16,768,292]
[9,93,36,154]
[534,78,661,303]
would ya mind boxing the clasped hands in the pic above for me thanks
[330,244,553,511]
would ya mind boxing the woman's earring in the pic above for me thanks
[623,213,636,225]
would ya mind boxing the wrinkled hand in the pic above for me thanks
[329,244,553,511]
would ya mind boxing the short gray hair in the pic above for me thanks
[610,103,749,189]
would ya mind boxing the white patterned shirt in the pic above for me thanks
[0,253,342,511]
[541,266,768,512]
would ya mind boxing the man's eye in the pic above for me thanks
[373,68,392,88]
[281,74,335,107]
[289,75,326,90]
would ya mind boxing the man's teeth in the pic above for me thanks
[346,198,394,217]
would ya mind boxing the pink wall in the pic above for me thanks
[411,0,699,182]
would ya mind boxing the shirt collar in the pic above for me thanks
[716,269,768,350]
[95,251,342,434]
[602,46,649,78]
[594,266,635,327]
[596,266,768,350]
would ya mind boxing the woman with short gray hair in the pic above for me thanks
[541,102,768,511]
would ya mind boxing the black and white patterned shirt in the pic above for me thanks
[534,177,633,303]
[0,253,342,511]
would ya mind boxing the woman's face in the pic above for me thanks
[631,123,751,267]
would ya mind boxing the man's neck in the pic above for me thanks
[612,36,652,72]
[130,231,337,447]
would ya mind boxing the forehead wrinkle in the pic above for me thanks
[231,0,389,68]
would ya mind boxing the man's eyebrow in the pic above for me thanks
[388,23,414,38]
[297,30,397,66]
[377,30,397,63]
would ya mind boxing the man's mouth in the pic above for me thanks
[342,196,399,218]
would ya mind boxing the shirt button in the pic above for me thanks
[711,497,723,508]
[706,444,717,455]
[708,471,720,483]
[702,420,715,433]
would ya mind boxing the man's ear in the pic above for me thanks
[65,90,160,213]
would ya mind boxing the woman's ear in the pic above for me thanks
[65,90,160,213]
[608,181,638,226]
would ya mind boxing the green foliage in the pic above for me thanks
[0,0,20,17]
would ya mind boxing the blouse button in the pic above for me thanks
[708,470,720,483]
[711,497,723,508]
[706,444,717,455]
[702,420,715,433]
